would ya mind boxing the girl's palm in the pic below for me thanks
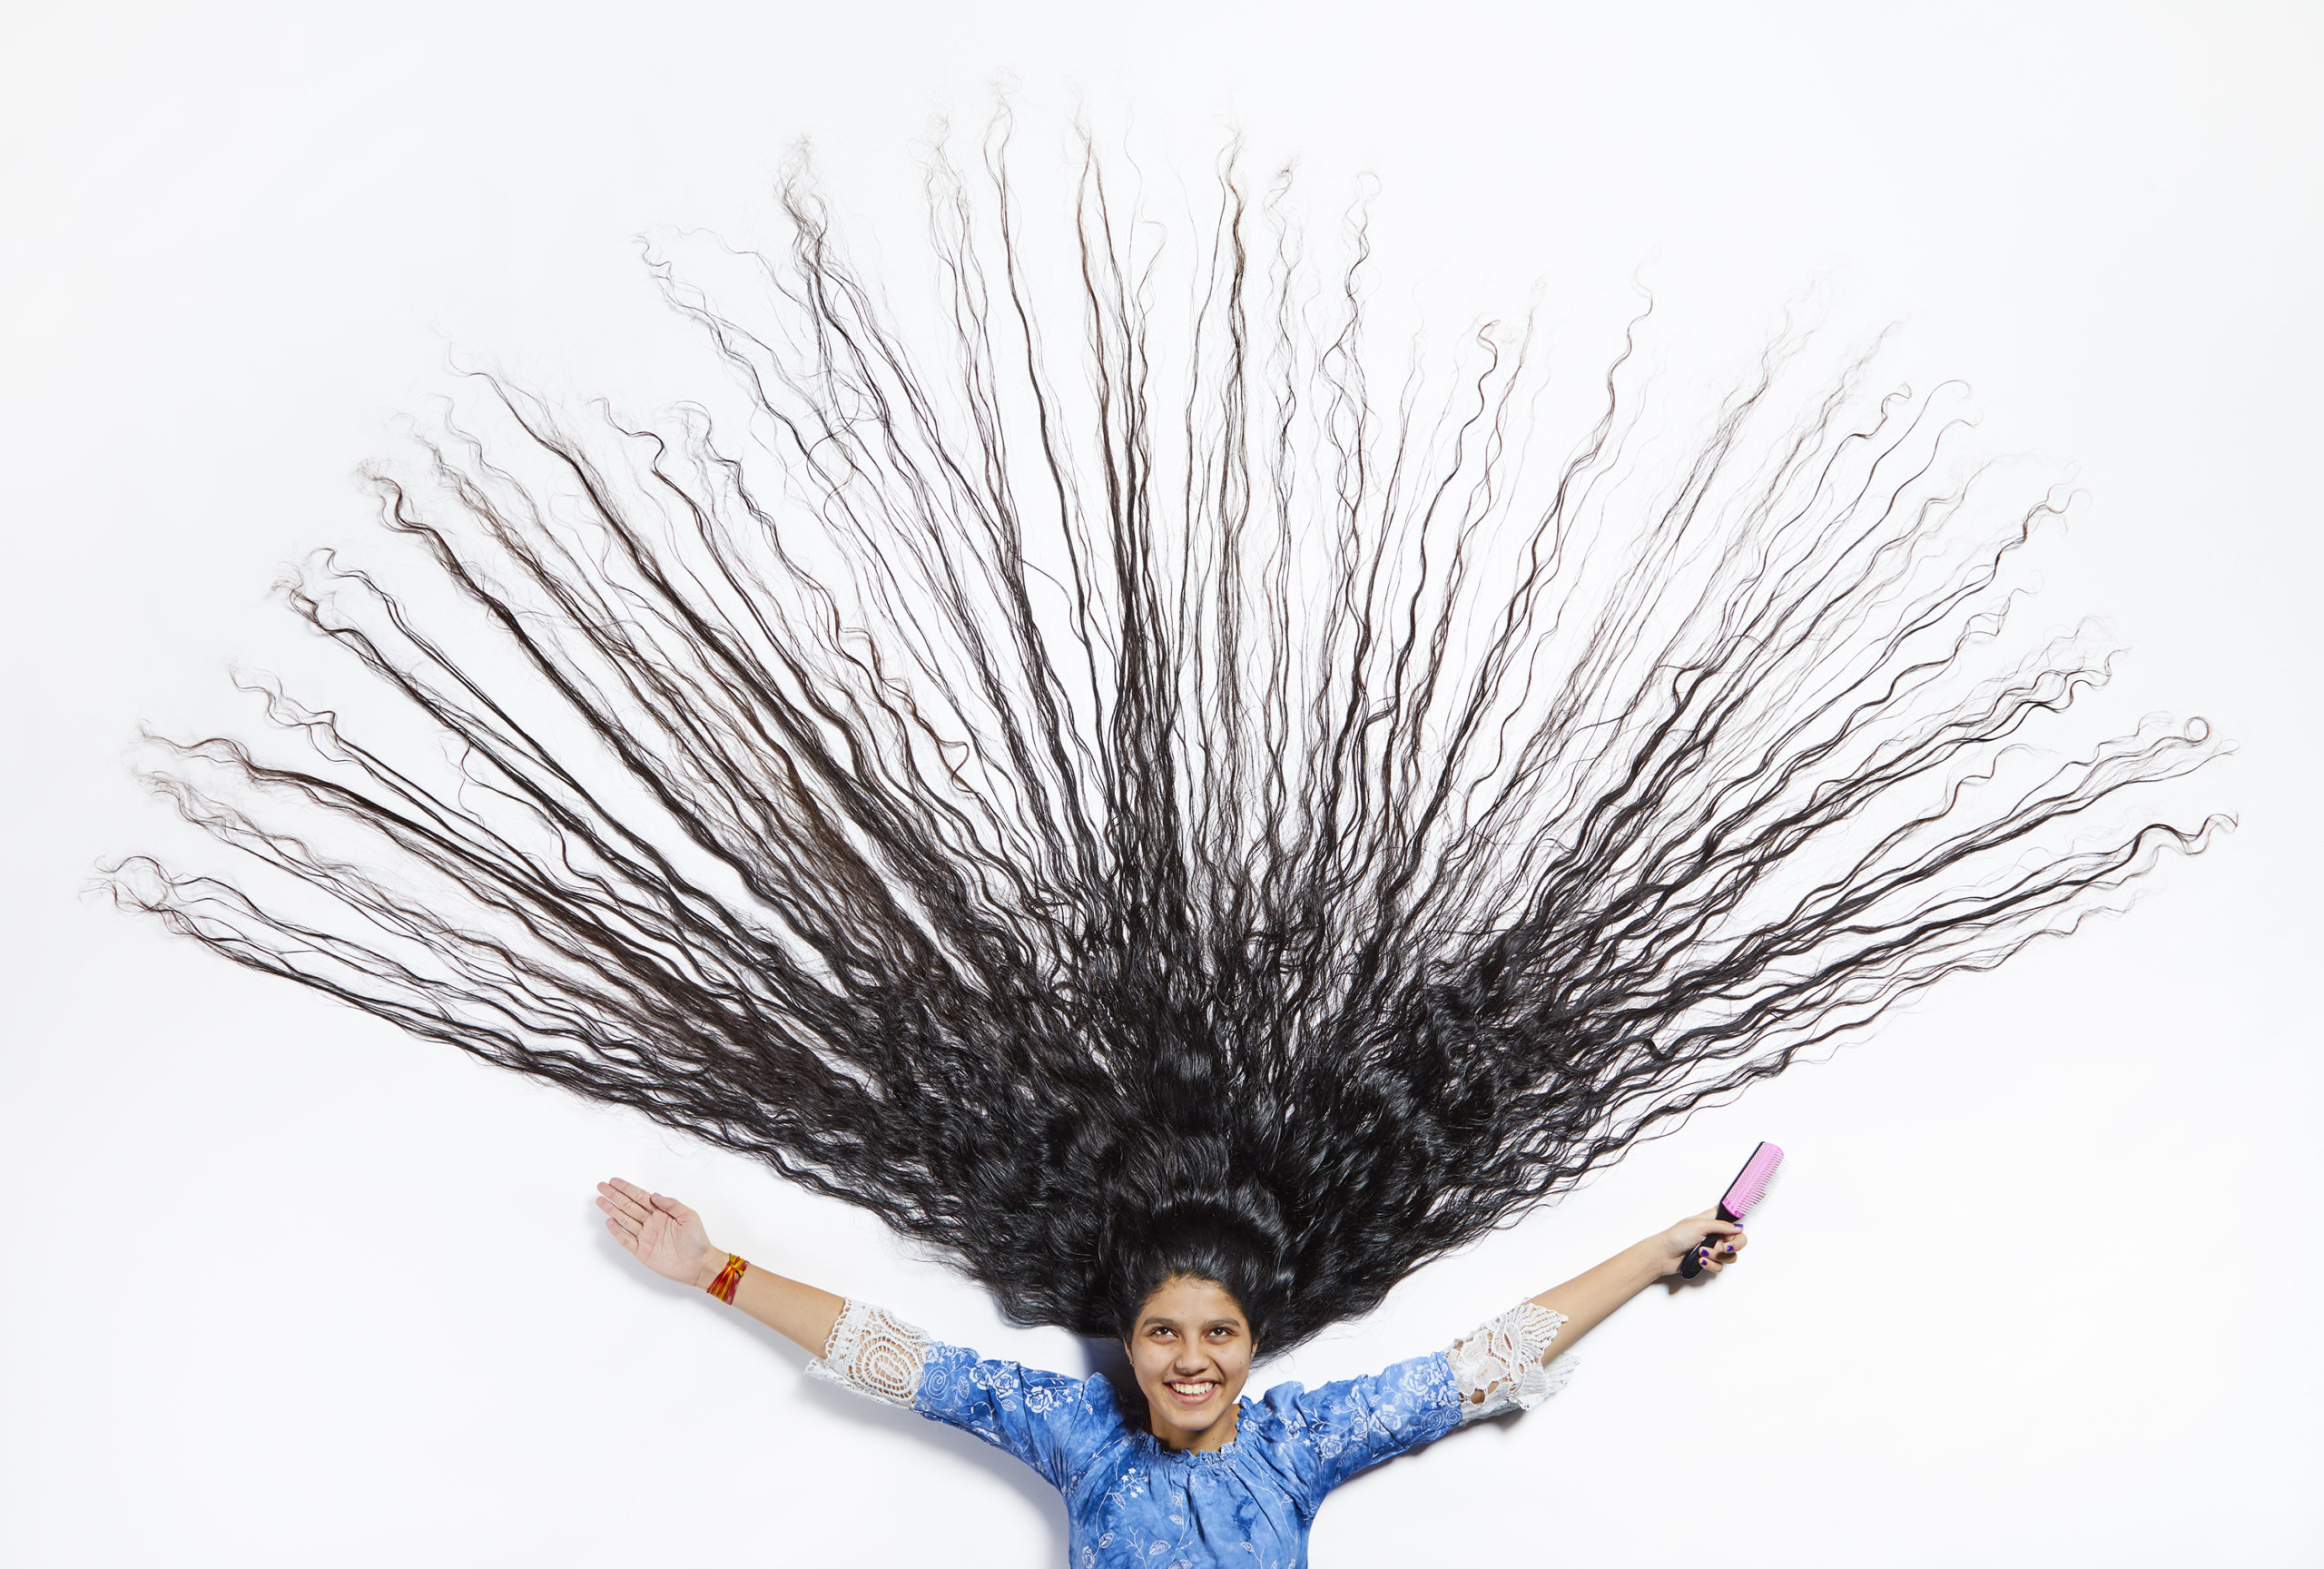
[596,1176,716,1287]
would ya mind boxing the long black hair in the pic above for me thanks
[111,130,2223,1353]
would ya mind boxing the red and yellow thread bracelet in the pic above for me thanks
[706,1252,749,1305]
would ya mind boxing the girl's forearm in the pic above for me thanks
[1527,1234,1671,1352]
[697,1252,848,1357]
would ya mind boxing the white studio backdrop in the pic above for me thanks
[3,3,2316,1564]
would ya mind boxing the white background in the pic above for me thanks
[4,4,2318,1565]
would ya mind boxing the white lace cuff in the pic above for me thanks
[1445,1300,1575,1421]
[803,1299,933,1409]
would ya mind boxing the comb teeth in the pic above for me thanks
[1718,1141,1785,1221]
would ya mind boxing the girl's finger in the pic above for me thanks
[598,1183,650,1223]
[604,1217,635,1250]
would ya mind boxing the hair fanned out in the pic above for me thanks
[112,133,2224,1352]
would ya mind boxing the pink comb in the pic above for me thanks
[1679,1141,1784,1278]
[1717,1140,1785,1223]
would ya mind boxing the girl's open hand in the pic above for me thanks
[596,1177,721,1288]
[1651,1209,1747,1277]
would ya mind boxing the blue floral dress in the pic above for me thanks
[803,1298,1575,1569]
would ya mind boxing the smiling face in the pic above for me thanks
[1125,1274,1256,1452]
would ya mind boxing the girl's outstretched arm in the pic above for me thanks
[1526,1210,1748,1355]
[595,1176,846,1356]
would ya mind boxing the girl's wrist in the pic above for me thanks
[693,1248,729,1291]
[704,1251,751,1304]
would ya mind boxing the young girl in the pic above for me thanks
[594,1177,1744,1568]
[117,130,2214,1566]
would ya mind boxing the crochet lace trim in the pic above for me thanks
[803,1298,933,1409]
[803,1294,1571,1422]
[1445,1300,1574,1421]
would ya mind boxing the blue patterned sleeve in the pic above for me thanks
[804,1299,1111,1493]
[912,1342,1117,1489]
[1264,1351,1466,1505]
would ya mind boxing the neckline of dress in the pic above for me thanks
[1132,1396,1255,1463]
